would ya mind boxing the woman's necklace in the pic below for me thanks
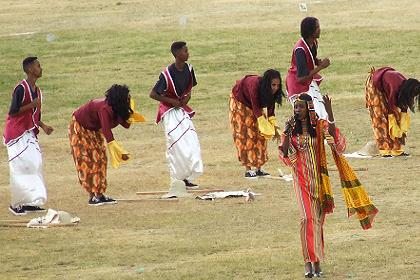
[297,119,309,150]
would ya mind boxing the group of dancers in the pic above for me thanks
[3,16,419,278]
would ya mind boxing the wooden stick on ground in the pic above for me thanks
[135,189,224,195]
[0,220,28,224]
[0,223,79,228]
[116,198,179,202]
[329,167,368,171]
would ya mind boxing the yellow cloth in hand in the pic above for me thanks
[388,113,410,139]
[257,116,275,140]
[399,112,410,133]
[107,140,130,169]
[128,98,146,124]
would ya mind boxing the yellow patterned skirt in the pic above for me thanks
[68,116,108,195]
[365,69,404,156]
[229,94,267,168]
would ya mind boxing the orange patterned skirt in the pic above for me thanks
[229,94,267,168]
[365,70,403,156]
[68,116,108,195]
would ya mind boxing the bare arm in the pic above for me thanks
[297,58,330,84]
[9,98,39,116]
[322,95,336,139]
[179,92,191,107]
[39,121,54,135]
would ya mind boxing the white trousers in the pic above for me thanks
[289,81,329,120]
[7,130,47,207]
[162,108,203,181]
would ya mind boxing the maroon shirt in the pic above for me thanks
[73,98,130,143]
[372,67,406,114]
[232,75,275,118]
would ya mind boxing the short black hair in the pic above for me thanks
[171,41,187,57]
[22,56,38,72]
[300,17,318,39]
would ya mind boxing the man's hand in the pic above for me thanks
[31,98,39,108]
[179,93,191,107]
[171,99,182,108]
[40,123,54,135]
[122,154,129,161]
[319,58,330,69]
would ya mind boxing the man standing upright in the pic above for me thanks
[3,57,54,215]
[149,41,203,189]
[286,17,331,120]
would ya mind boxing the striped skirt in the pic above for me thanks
[294,184,325,263]
[229,94,267,168]
[68,116,108,195]
[365,71,403,156]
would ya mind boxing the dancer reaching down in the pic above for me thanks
[69,84,144,206]
[229,69,284,179]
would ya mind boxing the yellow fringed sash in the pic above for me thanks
[317,121,378,230]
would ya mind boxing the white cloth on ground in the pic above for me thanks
[162,108,203,181]
[196,190,258,201]
[289,81,329,120]
[7,130,47,208]
[27,208,80,228]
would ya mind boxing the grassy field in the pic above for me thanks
[0,0,419,279]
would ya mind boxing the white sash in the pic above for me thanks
[7,130,47,207]
[162,108,203,181]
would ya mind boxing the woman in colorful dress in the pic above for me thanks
[68,84,144,206]
[279,94,378,278]
[229,69,284,178]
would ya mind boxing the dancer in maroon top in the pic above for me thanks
[229,69,284,178]
[69,84,143,206]
[365,67,420,157]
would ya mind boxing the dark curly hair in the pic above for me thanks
[105,84,133,121]
[300,17,318,39]
[397,78,420,112]
[292,93,317,137]
[258,69,285,108]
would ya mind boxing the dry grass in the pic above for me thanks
[0,0,419,279]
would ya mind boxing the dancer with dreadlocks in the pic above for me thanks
[229,69,284,178]
[286,17,331,120]
[365,67,420,157]
[68,84,144,206]
[279,94,378,278]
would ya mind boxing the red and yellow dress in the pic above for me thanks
[279,121,346,262]
[280,119,379,265]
